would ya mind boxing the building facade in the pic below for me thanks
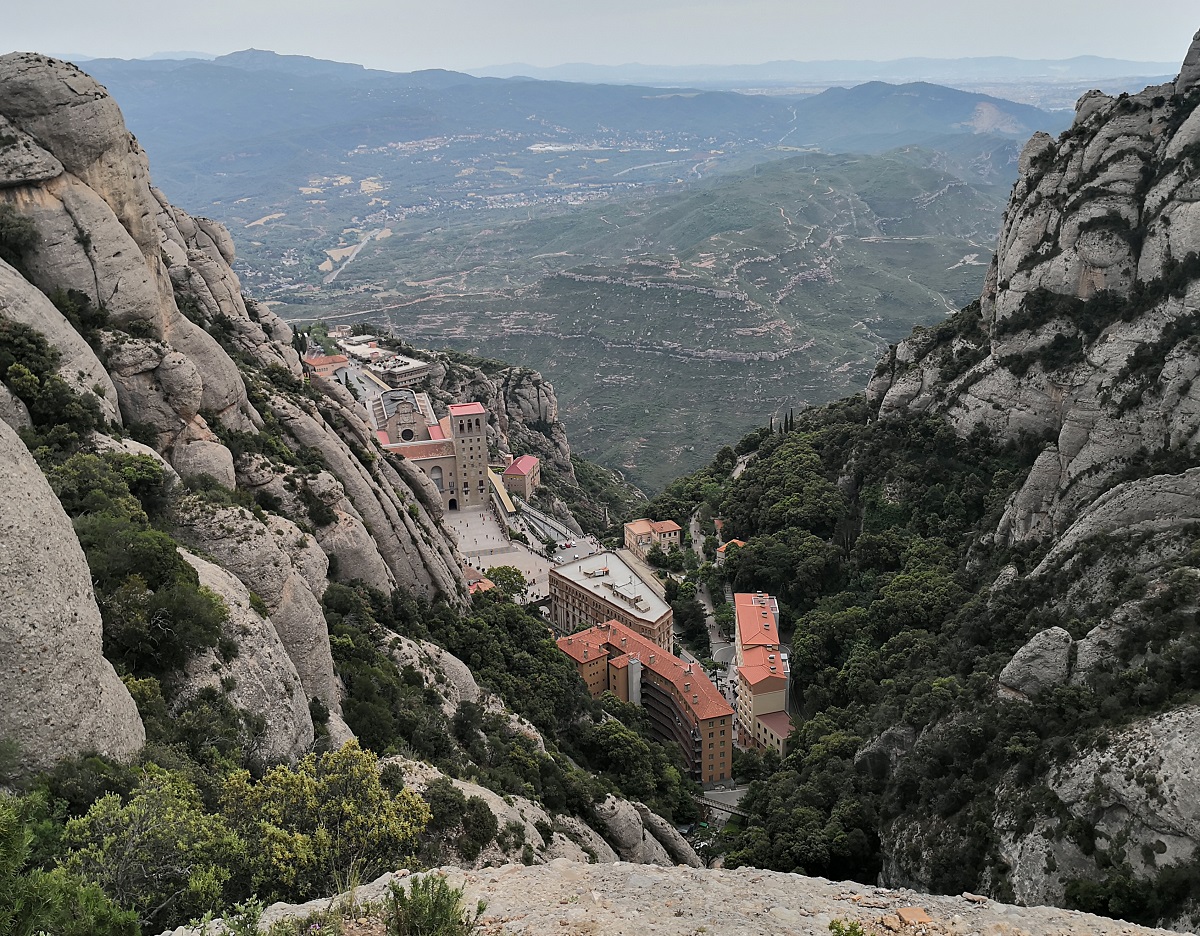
[549,552,672,650]
[502,454,541,500]
[558,620,733,785]
[733,591,792,754]
[370,391,490,511]
[623,518,683,561]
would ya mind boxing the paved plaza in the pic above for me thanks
[445,507,553,601]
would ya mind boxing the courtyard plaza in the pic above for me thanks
[444,506,554,601]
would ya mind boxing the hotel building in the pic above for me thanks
[733,591,792,755]
[558,620,733,785]
[549,552,672,650]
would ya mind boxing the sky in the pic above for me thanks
[6,0,1197,71]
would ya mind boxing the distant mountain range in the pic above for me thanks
[80,49,1067,213]
[472,55,1177,88]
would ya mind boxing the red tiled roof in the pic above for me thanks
[738,645,788,688]
[303,354,348,368]
[716,539,746,554]
[428,423,446,440]
[504,454,539,477]
[650,519,681,534]
[757,710,793,738]
[559,620,733,722]
[448,402,487,416]
[735,592,780,651]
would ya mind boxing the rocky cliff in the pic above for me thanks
[0,52,467,767]
[163,862,1193,936]
[861,32,1200,919]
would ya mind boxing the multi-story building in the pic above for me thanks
[501,454,541,500]
[733,591,792,755]
[369,391,490,511]
[623,518,682,561]
[549,552,672,649]
[558,620,733,785]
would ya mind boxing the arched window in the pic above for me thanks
[430,466,444,491]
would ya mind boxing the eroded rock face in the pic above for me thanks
[172,499,339,713]
[1001,706,1200,911]
[594,794,673,866]
[998,626,1073,698]
[0,52,259,450]
[0,257,119,422]
[177,550,314,763]
[867,65,1200,544]
[0,419,144,772]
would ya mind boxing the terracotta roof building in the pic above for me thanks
[502,454,541,500]
[302,353,349,379]
[733,592,792,755]
[369,390,490,511]
[623,517,683,561]
[558,620,732,785]
[715,539,746,566]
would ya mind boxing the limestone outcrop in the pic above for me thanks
[862,35,1200,913]
[161,862,1195,936]
[594,794,674,866]
[0,419,144,772]
[177,550,315,763]
[866,52,1200,544]
[0,257,119,422]
[997,626,1073,698]
[0,52,476,774]
[172,499,340,714]
[999,705,1200,914]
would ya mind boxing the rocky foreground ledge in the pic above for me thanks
[165,860,1193,936]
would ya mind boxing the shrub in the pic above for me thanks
[385,874,485,936]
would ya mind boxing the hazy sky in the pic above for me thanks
[7,1,1197,71]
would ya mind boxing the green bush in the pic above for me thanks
[385,874,485,936]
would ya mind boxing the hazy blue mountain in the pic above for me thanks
[785,81,1071,152]
[473,55,1177,87]
[81,49,1062,214]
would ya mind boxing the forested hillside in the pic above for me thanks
[642,42,1200,929]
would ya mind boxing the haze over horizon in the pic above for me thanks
[7,0,1196,74]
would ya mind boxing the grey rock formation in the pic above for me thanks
[0,257,119,422]
[167,862,1195,936]
[633,803,703,867]
[867,62,1200,544]
[272,396,465,603]
[0,382,30,430]
[0,419,144,772]
[0,52,260,451]
[998,626,1073,698]
[172,499,340,713]
[87,432,180,486]
[1002,706,1200,912]
[594,794,673,866]
[177,550,314,763]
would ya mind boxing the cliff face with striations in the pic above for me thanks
[0,52,468,767]
[861,32,1200,920]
